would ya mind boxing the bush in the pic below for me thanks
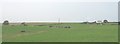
[21,22,27,26]
[103,20,108,23]
[3,20,9,25]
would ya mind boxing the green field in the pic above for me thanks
[2,23,118,42]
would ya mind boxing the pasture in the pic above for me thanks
[2,23,118,42]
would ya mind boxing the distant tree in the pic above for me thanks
[21,22,27,26]
[119,21,120,25]
[3,20,9,25]
[82,21,89,24]
[103,20,108,23]
[93,21,96,23]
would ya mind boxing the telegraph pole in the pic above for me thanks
[58,18,60,24]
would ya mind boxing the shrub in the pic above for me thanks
[3,20,9,25]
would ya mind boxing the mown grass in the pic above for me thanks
[2,23,118,42]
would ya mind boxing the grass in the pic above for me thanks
[2,23,118,42]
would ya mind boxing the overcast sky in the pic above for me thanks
[0,0,119,23]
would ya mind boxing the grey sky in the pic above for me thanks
[0,0,119,22]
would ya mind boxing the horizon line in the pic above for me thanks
[0,21,118,23]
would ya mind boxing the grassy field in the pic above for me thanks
[2,23,118,42]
